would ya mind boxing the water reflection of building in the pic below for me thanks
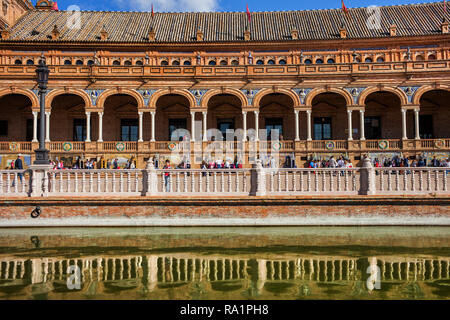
[0,254,449,299]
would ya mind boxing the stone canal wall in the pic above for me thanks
[0,196,449,226]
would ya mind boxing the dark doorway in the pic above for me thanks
[121,119,138,141]
[313,117,332,140]
[419,115,433,139]
[364,116,381,139]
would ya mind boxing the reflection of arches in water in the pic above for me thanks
[103,279,139,293]
[263,281,295,294]
[1,254,449,298]
[210,280,243,292]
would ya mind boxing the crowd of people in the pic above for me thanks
[308,156,354,169]
[372,155,450,168]
[48,157,137,170]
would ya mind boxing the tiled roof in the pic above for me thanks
[4,2,450,43]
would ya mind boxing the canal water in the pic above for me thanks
[0,227,448,300]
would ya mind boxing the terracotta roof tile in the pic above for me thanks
[4,2,450,43]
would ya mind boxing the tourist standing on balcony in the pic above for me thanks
[329,156,337,168]
[431,156,439,167]
[163,160,171,192]
[11,155,23,187]
[113,158,118,169]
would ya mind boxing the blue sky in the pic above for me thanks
[51,0,441,12]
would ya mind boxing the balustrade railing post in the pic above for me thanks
[29,164,53,197]
[359,157,376,195]
[250,159,266,196]
[144,160,157,196]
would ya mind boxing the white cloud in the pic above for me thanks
[115,0,220,12]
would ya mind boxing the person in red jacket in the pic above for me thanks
[163,160,172,192]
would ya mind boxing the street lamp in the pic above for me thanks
[34,53,50,165]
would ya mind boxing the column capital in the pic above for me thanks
[138,111,144,116]
[242,110,247,115]
[347,109,353,114]
[32,111,38,116]
[190,111,196,115]
[98,111,104,116]
[202,111,207,116]
[45,111,51,115]
[294,109,300,114]
[150,110,156,115]
[85,111,91,116]
[306,109,312,114]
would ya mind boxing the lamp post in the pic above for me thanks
[34,53,50,165]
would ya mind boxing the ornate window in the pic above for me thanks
[428,54,436,60]
[183,60,191,66]
[364,57,373,63]
[160,60,168,66]
[14,59,22,65]
[75,60,83,65]
[304,59,312,64]
[267,59,275,65]
[172,60,180,66]
[256,59,264,65]
[112,60,121,66]
[376,56,385,62]
[124,60,132,66]
[87,60,95,65]
[231,60,239,65]
[26,59,34,65]
[278,59,287,65]
[219,60,228,65]
[415,55,424,61]
[135,60,143,65]
[327,58,335,64]
[64,60,72,65]
[208,60,217,66]
[315,58,324,64]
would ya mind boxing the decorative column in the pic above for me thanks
[138,111,143,142]
[32,111,38,142]
[85,111,91,142]
[306,110,312,141]
[150,111,156,142]
[359,110,365,141]
[401,108,408,140]
[254,110,259,141]
[242,111,247,141]
[97,112,103,142]
[202,111,207,141]
[414,109,420,140]
[45,111,50,142]
[347,110,353,141]
[294,110,300,141]
[190,111,196,142]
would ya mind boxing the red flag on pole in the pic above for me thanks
[246,4,251,24]
[51,1,59,11]
[152,4,155,18]
[341,0,349,15]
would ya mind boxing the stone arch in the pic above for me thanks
[45,88,93,110]
[252,88,300,108]
[304,87,353,107]
[201,88,248,108]
[412,85,450,105]
[0,88,39,110]
[358,86,408,106]
[149,89,196,109]
[97,88,145,110]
